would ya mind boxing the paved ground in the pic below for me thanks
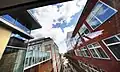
[63,62,78,72]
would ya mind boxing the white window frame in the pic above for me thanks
[80,47,90,57]
[87,42,110,59]
[74,50,78,56]
[102,34,120,61]
[86,0,118,30]
[79,24,90,36]
[25,42,52,68]
[76,49,83,57]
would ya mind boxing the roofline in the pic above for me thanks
[29,37,53,43]
[0,17,34,39]
[0,0,72,15]
[27,10,42,30]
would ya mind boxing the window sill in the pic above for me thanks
[24,58,52,70]
[92,57,111,60]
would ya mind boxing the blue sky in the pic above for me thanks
[29,0,87,53]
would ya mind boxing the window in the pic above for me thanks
[86,1,117,29]
[25,43,51,68]
[25,58,28,65]
[2,15,30,33]
[87,42,109,59]
[78,24,90,42]
[45,44,51,51]
[79,24,90,36]
[103,34,120,60]
[81,47,90,57]
[75,49,82,56]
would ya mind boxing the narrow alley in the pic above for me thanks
[0,0,120,72]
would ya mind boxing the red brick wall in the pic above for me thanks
[72,0,120,72]
[24,59,53,72]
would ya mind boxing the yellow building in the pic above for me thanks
[0,12,41,72]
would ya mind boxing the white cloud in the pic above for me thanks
[30,0,87,53]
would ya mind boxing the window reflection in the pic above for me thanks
[79,24,90,36]
[24,43,51,68]
[86,1,117,29]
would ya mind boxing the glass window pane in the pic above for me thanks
[95,3,117,22]
[84,29,90,35]
[88,17,101,29]
[2,15,16,24]
[86,1,117,29]
[77,49,82,56]
[79,24,89,35]
[117,35,120,39]
[92,1,103,15]
[29,57,32,66]
[104,37,119,44]
[95,48,108,58]
[39,52,43,62]
[92,43,100,47]
[84,50,89,56]
[90,49,98,57]
[108,44,120,59]
[87,45,93,48]
[81,50,85,56]
[86,13,94,23]
[79,51,82,56]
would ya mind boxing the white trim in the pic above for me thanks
[89,48,100,58]
[79,24,90,35]
[87,42,100,49]
[102,37,120,61]
[89,46,101,49]
[93,14,103,24]
[24,58,51,70]
[107,42,120,46]
[74,50,78,56]
[104,35,118,43]
[99,0,118,12]
[89,67,99,72]
[94,48,101,58]
[87,42,110,59]
[80,47,91,57]
[116,35,120,41]
[7,46,27,50]
[92,56,110,60]
[77,49,83,57]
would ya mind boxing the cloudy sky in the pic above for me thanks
[29,0,87,53]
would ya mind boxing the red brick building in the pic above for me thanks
[24,37,62,72]
[68,0,120,72]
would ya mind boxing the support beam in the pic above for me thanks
[0,0,71,15]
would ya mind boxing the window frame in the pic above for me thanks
[102,34,120,61]
[79,24,90,36]
[80,46,90,57]
[74,50,78,56]
[24,43,51,68]
[86,0,118,30]
[87,42,110,59]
